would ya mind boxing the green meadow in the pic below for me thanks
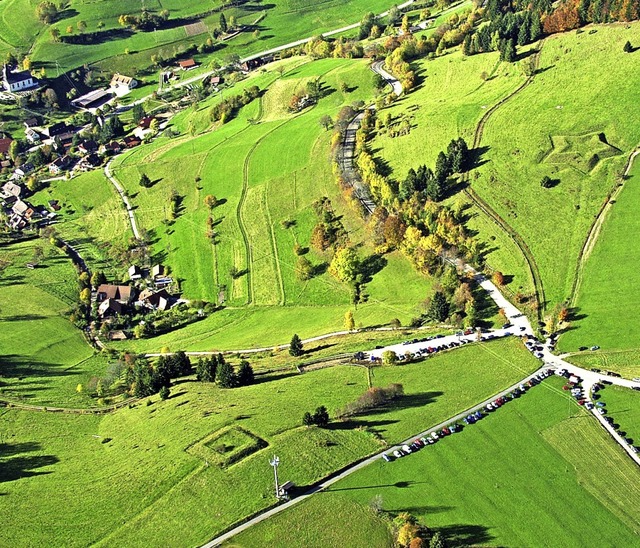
[0,338,538,547]
[0,239,100,407]
[472,23,640,309]
[559,158,640,352]
[233,376,640,547]
[600,385,640,448]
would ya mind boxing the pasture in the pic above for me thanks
[567,349,640,380]
[472,23,640,309]
[233,376,640,547]
[559,158,640,353]
[0,338,538,547]
[105,57,432,350]
[2,0,402,74]
[0,238,100,407]
[369,48,534,294]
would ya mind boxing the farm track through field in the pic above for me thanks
[238,121,291,305]
[569,147,640,307]
[464,41,546,320]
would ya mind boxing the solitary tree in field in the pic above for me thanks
[77,20,87,33]
[329,247,359,283]
[159,386,170,400]
[139,173,152,188]
[313,406,329,427]
[302,411,314,426]
[50,27,61,41]
[289,333,304,357]
[219,12,228,33]
[319,114,333,130]
[204,194,218,209]
[492,271,505,286]
[344,310,355,331]
[540,175,553,188]
[623,40,632,53]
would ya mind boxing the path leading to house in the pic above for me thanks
[104,159,140,240]
[570,146,640,306]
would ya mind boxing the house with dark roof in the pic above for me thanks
[0,138,13,156]
[24,118,39,129]
[46,122,74,140]
[97,284,135,303]
[77,139,98,155]
[98,298,124,317]
[49,155,71,174]
[123,135,141,148]
[2,64,38,92]
[138,288,172,311]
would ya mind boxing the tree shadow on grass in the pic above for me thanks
[251,370,299,386]
[436,523,494,546]
[0,441,59,484]
[358,391,444,416]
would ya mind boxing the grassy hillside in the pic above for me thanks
[0,239,101,407]
[102,57,432,351]
[472,23,640,309]
[559,158,640,352]
[369,47,535,295]
[234,376,640,547]
[600,385,640,448]
[0,338,537,547]
[2,0,401,74]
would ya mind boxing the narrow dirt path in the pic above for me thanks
[104,159,141,240]
[463,42,546,318]
[569,147,640,306]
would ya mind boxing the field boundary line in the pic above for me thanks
[569,146,640,307]
[463,40,546,319]
[264,179,286,305]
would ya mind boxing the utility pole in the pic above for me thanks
[269,455,280,499]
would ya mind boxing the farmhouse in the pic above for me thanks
[23,118,39,129]
[110,73,137,95]
[138,288,172,311]
[98,298,124,318]
[2,64,38,92]
[45,122,75,141]
[96,284,135,304]
[71,89,113,110]
[1,181,21,199]
[25,128,41,144]
[178,58,198,70]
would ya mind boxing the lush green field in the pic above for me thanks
[102,57,432,351]
[559,158,640,352]
[3,0,401,74]
[599,385,640,448]
[567,349,640,380]
[234,376,640,547]
[0,338,538,547]
[473,23,640,309]
[0,239,100,407]
[30,170,132,280]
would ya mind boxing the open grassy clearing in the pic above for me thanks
[472,23,640,309]
[567,349,640,380]
[599,385,640,448]
[559,158,640,352]
[235,376,640,547]
[0,239,101,407]
[0,338,535,547]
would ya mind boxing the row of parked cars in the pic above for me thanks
[382,369,554,462]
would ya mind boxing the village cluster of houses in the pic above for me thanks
[96,264,178,336]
